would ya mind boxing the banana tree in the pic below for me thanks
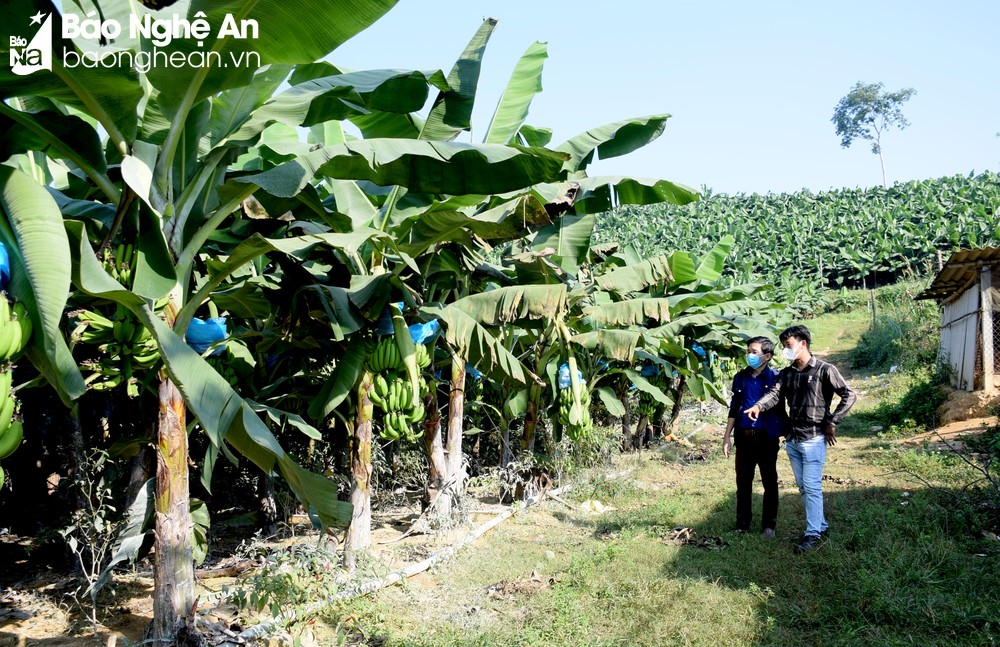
[0,0,578,639]
[259,17,693,528]
[495,222,790,452]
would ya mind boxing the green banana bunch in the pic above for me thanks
[89,360,123,392]
[409,400,426,424]
[414,343,431,369]
[76,303,161,395]
[366,335,427,442]
[637,390,658,417]
[0,419,22,459]
[466,376,484,402]
[379,407,424,442]
[556,385,593,441]
[369,372,422,413]
[386,377,414,410]
[557,387,573,425]
[130,334,161,370]
[207,356,239,386]
[102,243,136,287]
[369,373,391,409]
[380,411,406,441]
[75,309,116,345]
[366,338,403,373]
[371,372,425,441]
[0,369,22,460]
[0,298,33,363]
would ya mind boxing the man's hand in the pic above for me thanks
[823,424,837,447]
[743,405,761,422]
[723,435,732,459]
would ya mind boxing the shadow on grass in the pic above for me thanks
[644,484,1000,646]
[540,459,999,646]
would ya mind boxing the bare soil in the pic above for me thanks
[0,486,537,645]
[896,415,996,452]
[937,388,1000,425]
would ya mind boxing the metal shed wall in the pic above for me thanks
[940,287,980,390]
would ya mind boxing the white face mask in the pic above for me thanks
[782,343,800,362]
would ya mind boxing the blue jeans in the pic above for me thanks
[785,436,828,536]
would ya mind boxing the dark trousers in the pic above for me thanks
[734,427,780,531]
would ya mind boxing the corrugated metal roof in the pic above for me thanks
[916,246,1000,302]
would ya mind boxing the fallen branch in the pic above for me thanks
[545,492,575,509]
[195,561,254,580]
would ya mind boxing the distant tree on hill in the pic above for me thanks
[832,81,916,188]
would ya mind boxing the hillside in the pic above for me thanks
[595,171,1000,310]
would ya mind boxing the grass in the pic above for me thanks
[330,438,1000,646]
[800,309,872,359]
[296,304,1000,646]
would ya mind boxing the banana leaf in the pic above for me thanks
[237,139,569,198]
[66,220,352,526]
[0,166,84,404]
[421,18,496,142]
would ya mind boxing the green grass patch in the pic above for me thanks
[798,309,871,358]
[326,440,1000,646]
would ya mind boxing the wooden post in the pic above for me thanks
[936,250,944,271]
[870,289,878,329]
[981,266,995,393]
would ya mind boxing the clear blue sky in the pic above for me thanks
[332,0,1000,196]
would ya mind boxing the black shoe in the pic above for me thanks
[793,529,829,544]
[794,534,822,554]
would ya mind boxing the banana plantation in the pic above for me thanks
[596,171,1000,312]
[0,0,798,643]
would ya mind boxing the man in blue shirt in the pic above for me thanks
[723,336,786,538]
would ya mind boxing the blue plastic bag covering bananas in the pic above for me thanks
[186,317,227,356]
[557,363,585,389]
[375,302,405,335]
[408,319,440,344]
[0,243,9,291]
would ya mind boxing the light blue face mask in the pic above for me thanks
[746,353,763,369]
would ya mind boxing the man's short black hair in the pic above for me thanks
[746,336,774,356]
[779,325,811,347]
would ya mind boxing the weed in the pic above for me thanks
[223,542,346,625]
[860,368,949,432]
[557,423,620,475]
[571,470,638,504]
[850,293,939,372]
[57,449,127,633]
